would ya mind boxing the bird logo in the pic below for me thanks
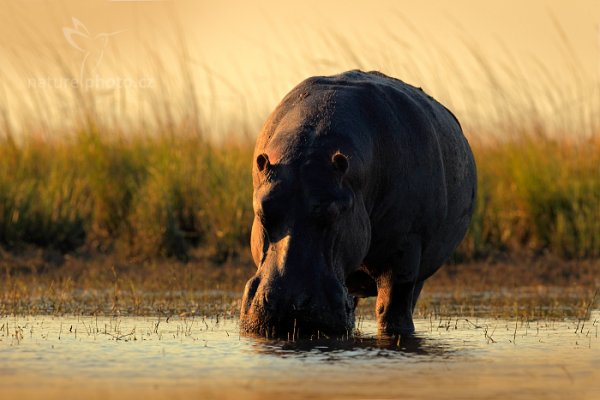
[62,18,125,86]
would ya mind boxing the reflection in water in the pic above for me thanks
[243,318,461,360]
[249,333,453,360]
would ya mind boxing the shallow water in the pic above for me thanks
[1,312,599,399]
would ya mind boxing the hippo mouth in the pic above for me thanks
[240,274,356,338]
[240,302,356,339]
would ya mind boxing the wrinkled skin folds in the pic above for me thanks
[240,70,477,337]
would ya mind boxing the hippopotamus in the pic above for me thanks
[240,70,476,337]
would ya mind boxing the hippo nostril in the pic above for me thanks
[241,276,262,316]
[244,276,260,299]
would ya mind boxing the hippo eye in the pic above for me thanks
[259,196,286,228]
[309,200,340,224]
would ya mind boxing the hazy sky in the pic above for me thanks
[1,0,598,134]
[3,0,591,72]
[195,0,599,74]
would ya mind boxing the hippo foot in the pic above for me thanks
[377,318,416,336]
[376,302,416,336]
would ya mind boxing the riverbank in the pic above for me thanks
[2,251,598,319]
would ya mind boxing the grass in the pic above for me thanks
[0,131,254,261]
[0,128,597,262]
[457,133,600,260]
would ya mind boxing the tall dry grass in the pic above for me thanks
[0,22,598,262]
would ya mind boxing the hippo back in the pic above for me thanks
[262,70,475,279]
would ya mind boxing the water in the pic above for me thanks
[1,313,599,399]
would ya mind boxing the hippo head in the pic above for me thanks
[240,144,371,337]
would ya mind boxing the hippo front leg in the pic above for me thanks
[375,236,422,335]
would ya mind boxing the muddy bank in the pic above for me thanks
[1,253,598,318]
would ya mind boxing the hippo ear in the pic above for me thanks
[332,152,349,175]
[256,153,270,173]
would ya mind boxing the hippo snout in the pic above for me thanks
[240,273,355,337]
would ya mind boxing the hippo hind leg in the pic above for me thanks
[375,235,422,336]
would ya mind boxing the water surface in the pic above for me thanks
[1,312,598,399]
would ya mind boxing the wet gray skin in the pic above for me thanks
[240,70,477,337]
